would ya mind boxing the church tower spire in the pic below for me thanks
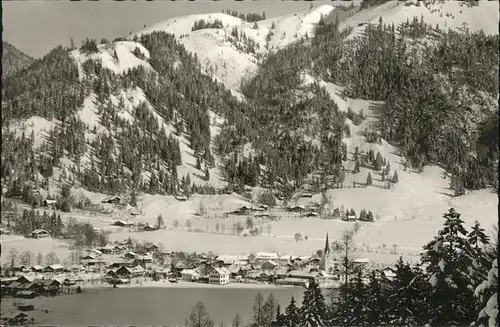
[321,232,331,273]
[324,232,330,255]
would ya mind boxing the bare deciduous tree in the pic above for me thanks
[8,248,18,268]
[45,252,60,265]
[19,250,34,266]
[185,301,214,327]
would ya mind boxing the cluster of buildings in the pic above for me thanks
[2,233,392,297]
[1,275,64,298]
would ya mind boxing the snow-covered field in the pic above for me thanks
[2,185,495,267]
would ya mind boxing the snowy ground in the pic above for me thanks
[340,0,499,41]
[3,1,498,270]
[2,185,495,267]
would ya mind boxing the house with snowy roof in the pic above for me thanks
[181,269,200,281]
[209,267,230,285]
[98,244,123,254]
[43,264,65,274]
[261,260,279,271]
[31,229,49,239]
[0,311,34,326]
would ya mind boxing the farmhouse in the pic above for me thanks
[254,252,282,263]
[215,255,249,266]
[209,267,230,285]
[143,223,157,232]
[181,269,200,281]
[288,270,321,282]
[43,199,57,207]
[286,205,305,212]
[352,258,370,272]
[228,266,245,279]
[43,264,64,274]
[16,290,38,299]
[67,264,86,273]
[112,220,134,227]
[13,265,28,272]
[261,260,279,271]
[124,251,137,259]
[84,259,107,272]
[0,311,34,326]
[112,265,145,278]
[276,278,309,287]
[30,265,44,273]
[343,214,357,222]
[19,278,62,296]
[133,253,153,269]
[31,229,49,239]
[98,244,122,254]
[145,244,159,252]
[101,196,123,205]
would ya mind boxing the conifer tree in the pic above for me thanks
[366,172,372,185]
[472,258,498,327]
[283,296,299,327]
[420,208,476,325]
[366,271,388,324]
[205,168,210,181]
[353,159,360,174]
[231,313,242,327]
[275,304,285,327]
[367,210,374,222]
[374,152,383,170]
[387,257,423,326]
[297,280,329,327]
[335,269,368,326]
[392,171,399,183]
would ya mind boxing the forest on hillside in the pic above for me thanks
[243,13,499,195]
[1,9,498,202]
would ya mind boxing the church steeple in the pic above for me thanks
[324,232,330,255]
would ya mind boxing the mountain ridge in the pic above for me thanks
[2,41,35,79]
[1,1,498,219]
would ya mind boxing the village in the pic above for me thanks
[1,226,399,325]
[0,192,392,326]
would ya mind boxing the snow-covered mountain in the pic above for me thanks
[128,1,498,93]
[342,0,498,40]
[2,42,35,78]
[3,0,498,213]
[133,5,336,91]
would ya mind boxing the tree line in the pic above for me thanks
[184,208,497,327]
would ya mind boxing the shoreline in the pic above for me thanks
[77,280,306,290]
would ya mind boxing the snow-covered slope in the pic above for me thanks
[71,41,152,75]
[134,5,336,91]
[341,0,499,40]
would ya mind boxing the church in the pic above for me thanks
[320,232,333,273]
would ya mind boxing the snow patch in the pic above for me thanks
[71,42,152,75]
[9,116,57,149]
[438,258,445,272]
